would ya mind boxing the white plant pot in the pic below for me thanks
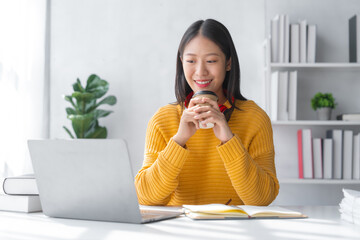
[316,107,332,120]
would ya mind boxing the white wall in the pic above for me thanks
[50,0,266,174]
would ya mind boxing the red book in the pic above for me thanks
[297,129,314,179]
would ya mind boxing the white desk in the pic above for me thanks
[0,206,359,240]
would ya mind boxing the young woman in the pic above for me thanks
[135,19,279,206]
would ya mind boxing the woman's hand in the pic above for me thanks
[193,97,234,144]
[173,98,201,147]
[173,97,234,146]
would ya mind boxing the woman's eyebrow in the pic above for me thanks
[184,53,220,56]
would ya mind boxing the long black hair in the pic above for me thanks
[174,19,247,121]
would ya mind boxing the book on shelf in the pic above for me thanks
[323,138,334,179]
[2,174,39,195]
[271,15,279,63]
[313,138,323,179]
[278,71,288,120]
[307,24,317,63]
[278,14,285,63]
[299,19,307,63]
[290,23,300,63]
[270,15,316,63]
[271,14,290,63]
[353,133,360,180]
[183,204,307,220]
[0,194,42,213]
[336,113,360,121]
[326,129,343,179]
[349,14,360,63]
[297,129,313,179]
[284,14,290,63]
[288,71,297,121]
[270,71,291,121]
[343,130,353,180]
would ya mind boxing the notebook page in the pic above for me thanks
[236,205,302,217]
[183,204,247,215]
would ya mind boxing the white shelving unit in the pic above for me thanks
[279,179,360,184]
[272,120,360,126]
[264,60,360,182]
[270,63,360,68]
[265,0,360,205]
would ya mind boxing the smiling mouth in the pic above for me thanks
[194,80,212,87]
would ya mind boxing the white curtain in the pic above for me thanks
[0,0,48,177]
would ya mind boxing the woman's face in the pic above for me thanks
[182,35,230,100]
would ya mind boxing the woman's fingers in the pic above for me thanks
[195,109,225,125]
[188,98,205,108]
[193,118,200,129]
[188,97,219,110]
[187,97,225,129]
[193,105,212,113]
[199,97,220,110]
[199,116,216,126]
[194,110,212,120]
[182,109,201,128]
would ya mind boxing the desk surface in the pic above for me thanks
[0,206,359,240]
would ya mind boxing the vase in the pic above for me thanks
[316,107,332,120]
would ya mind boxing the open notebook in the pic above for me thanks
[183,204,307,220]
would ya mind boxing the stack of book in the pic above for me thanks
[270,14,316,63]
[270,70,297,121]
[337,113,360,121]
[349,15,360,62]
[0,174,41,212]
[339,188,360,225]
[297,129,360,179]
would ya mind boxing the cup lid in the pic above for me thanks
[192,91,218,98]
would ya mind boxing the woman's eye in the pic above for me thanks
[207,60,217,63]
[186,60,194,63]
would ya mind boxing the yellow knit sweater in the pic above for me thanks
[135,100,279,206]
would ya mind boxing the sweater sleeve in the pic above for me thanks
[135,115,189,205]
[217,118,279,206]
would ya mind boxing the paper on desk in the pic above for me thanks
[339,188,360,225]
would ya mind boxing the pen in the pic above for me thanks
[225,198,232,205]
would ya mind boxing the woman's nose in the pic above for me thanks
[195,61,208,76]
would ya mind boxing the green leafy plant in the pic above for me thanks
[311,92,336,111]
[63,74,117,138]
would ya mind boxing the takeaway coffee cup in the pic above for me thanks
[192,91,219,129]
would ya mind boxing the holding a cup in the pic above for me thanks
[191,91,218,129]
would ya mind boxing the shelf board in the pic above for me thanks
[279,179,360,184]
[270,63,360,68]
[272,120,360,126]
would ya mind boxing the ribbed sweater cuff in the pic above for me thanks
[217,134,245,164]
[162,138,189,169]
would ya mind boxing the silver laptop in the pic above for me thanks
[28,139,182,224]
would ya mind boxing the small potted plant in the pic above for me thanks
[311,92,336,120]
[63,74,117,138]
